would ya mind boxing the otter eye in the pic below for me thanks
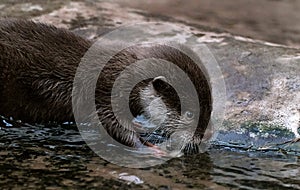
[185,111,194,119]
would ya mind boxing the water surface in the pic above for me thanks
[1,123,299,189]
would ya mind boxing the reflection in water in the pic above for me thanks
[0,124,299,189]
[210,148,300,189]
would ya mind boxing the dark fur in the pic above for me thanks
[0,19,90,122]
[0,19,212,152]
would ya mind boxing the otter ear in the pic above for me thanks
[152,76,168,92]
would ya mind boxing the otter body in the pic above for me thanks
[0,19,212,152]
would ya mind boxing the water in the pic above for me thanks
[1,123,299,189]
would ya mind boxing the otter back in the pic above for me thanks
[0,19,91,122]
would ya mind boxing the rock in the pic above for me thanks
[3,0,300,148]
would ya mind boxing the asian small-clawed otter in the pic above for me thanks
[0,19,212,153]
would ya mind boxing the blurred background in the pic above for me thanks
[1,0,299,47]
[118,0,300,48]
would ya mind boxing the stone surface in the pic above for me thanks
[118,0,300,48]
[1,1,300,189]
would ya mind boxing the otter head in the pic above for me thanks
[95,44,212,154]
[134,74,212,154]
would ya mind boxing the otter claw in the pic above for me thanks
[290,137,300,143]
[276,137,300,146]
[134,137,166,156]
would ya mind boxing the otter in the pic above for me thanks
[0,19,212,153]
